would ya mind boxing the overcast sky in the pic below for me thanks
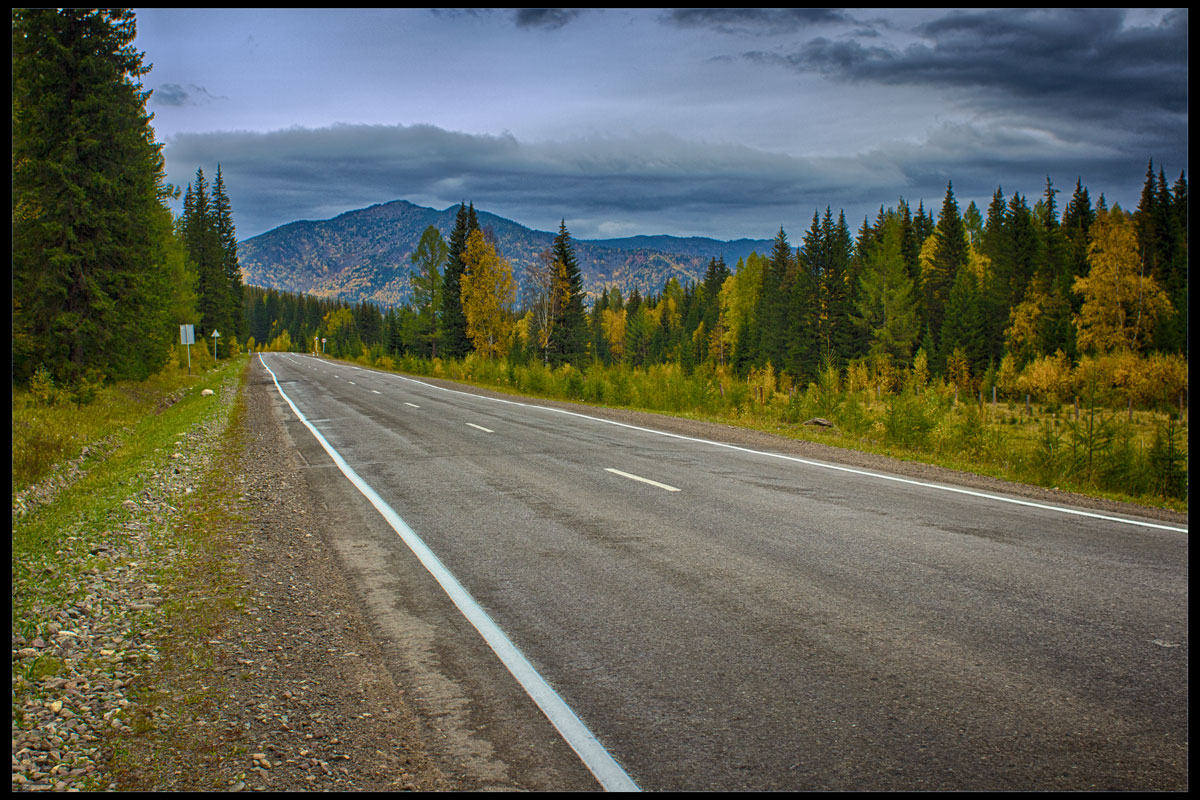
[134,7,1188,242]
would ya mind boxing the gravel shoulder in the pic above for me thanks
[119,362,458,791]
[13,362,455,792]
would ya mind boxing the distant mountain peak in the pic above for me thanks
[238,199,771,307]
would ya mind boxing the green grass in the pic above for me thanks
[11,355,245,644]
[12,353,251,790]
[12,345,228,496]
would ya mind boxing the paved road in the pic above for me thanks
[256,353,1188,791]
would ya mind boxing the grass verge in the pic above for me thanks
[11,355,249,790]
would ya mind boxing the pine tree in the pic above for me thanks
[1062,178,1095,291]
[923,182,970,364]
[824,209,858,365]
[547,220,589,366]
[755,226,797,373]
[940,265,988,376]
[13,9,181,383]
[183,168,230,341]
[212,165,245,340]
[439,203,477,359]
[409,225,446,358]
[854,211,920,366]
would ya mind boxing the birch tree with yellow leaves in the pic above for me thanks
[1073,207,1172,354]
[460,229,516,359]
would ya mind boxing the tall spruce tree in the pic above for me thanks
[439,203,477,359]
[13,9,180,383]
[547,220,589,365]
[924,182,970,366]
[754,226,797,373]
[854,211,920,366]
[182,168,231,341]
[212,165,245,340]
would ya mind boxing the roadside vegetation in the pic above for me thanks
[331,348,1187,513]
[12,352,248,789]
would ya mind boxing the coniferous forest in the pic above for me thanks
[12,9,244,384]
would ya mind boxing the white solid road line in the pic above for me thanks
[259,353,640,792]
[605,468,680,493]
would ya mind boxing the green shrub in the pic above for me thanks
[883,389,935,450]
[29,365,60,406]
[1148,418,1188,500]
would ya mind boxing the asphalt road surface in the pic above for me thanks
[256,353,1188,791]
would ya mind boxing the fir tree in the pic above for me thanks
[212,165,245,340]
[755,226,797,372]
[13,9,180,383]
[409,225,447,358]
[923,182,969,363]
[182,167,230,340]
[547,220,589,366]
[439,203,477,359]
[854,211,920,366]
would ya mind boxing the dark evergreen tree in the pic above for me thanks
[547,220,589,365]
[212,165,245,340]
[1134,160,1162,280]
[438,203,476,359]
[940,265,988,376]
[182,168,231,342]
[755,226,797,372]
[1062,178,1095,292]
[13,9,181,383]
[701,256,730,330]
[1156,171,1188,355]
[924,183,970,368]
[824,209,858,365]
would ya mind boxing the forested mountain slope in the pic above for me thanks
[237,199,771,306]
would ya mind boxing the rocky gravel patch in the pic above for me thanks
[12,382,228,791]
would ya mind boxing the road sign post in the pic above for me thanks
[180,324,195,374]
[212,329,221,361]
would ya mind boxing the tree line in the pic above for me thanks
[258,166,1186,404]
[13,9,245,387]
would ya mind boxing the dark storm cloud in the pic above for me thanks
[151,82,227,108]
[766,9,1187,126]
[512,8,585,30]
[663,8,851,34]
[163,123,865,240]
[746,7,1187,191]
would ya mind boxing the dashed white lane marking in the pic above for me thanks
[466,422,494,433]
[405,402,420,408]
[288,354,1186,534]
[605,468,680,493]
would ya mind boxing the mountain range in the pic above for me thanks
[237,199,773,307]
